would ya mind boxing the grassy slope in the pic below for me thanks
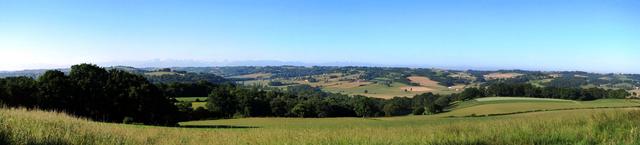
[4,98,639,144]
[3,107,639,145]
[446,97,640,117]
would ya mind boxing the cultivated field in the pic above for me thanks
[321,76,462,99]
[235,73,466,99]
[2,97,640,144]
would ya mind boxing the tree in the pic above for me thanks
[207,85,237,118]
[459,88,483,100]
[269,97,291,117]
[412,107,425,115]
[69,63,109,118]
[352,96,381,117]
[37,70,72,110]
[291,102,315,117]
[0,77,37,107]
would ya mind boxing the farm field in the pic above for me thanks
[2,106,639,145]
[239,73,466,99]
[322,82,429,99]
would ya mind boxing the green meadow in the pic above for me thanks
[2,97,639,145]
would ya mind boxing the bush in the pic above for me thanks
[122,117,135,124]
[412,107,425,115]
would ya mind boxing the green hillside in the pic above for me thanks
[3,98,640,144]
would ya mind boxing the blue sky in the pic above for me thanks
[0,0,638,73]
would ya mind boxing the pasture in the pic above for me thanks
[483,72,523,80]
[175,97,208,109]
[2,106,639,145]
[447,97,640,117]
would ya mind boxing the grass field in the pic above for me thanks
[175,97,207,102]
[446,97,640,117]
[2,106,639,144]
[175,97,208,109]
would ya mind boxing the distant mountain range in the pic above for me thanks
[1,59,636,77]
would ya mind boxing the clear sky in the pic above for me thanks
[0,0,638,73]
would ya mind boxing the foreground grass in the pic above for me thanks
[2,107,640,145]
[447,98,640,117]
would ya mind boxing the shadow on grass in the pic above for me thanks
[178,125,259,129]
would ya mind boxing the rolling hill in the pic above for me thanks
[2,97,640,144]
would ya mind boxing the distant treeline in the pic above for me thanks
[146,73,228,84]
[458,83,630,101]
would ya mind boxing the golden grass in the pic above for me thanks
[407,76,442,88]
[2,106,640,144]
[446,98,640,117]
[399,86,433,92]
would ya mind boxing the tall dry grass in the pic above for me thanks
[1,107,638,145]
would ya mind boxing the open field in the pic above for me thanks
[483,72,523,80]
[322,82,431,99]
[175,97,208,109]
[237,73,466,98]
[192,102,207,109]
[407,76,440,87]
[2,106,639,144]
[228,73,272,79]
[175,97,208,102]
[320,76,462,98]
[447,97,640,117]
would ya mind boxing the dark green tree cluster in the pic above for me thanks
[203,84,362,118]
[458,83,630,101]
[545,77,588,88]
[157,81,218,97]
[184,84,457,119]
[0,64,180,126]
[145,72,228,84]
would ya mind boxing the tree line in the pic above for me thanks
[457,83,630,101]
[167,83,454,120]
[0,64,180,126]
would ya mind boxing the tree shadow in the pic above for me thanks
[178,125,259,129]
